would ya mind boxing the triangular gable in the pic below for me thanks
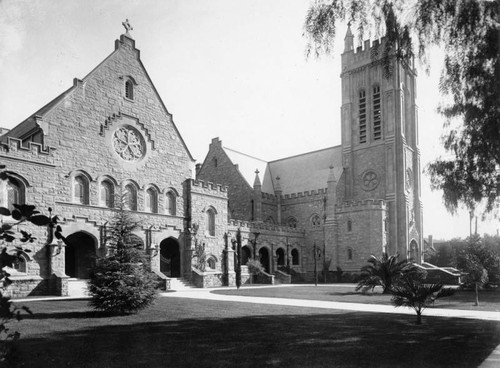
[222,146,268,188]
[2,34,194,162]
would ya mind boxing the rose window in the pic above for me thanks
[361,171,379,191]
[113,126,145,161]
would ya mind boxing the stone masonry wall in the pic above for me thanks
[197,138,254,221]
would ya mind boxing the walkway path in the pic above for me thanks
[160,285,500,322]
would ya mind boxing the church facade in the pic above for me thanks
[197,26,423,278]
[0,25,422,297]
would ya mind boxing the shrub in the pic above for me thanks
[356,253,416,293]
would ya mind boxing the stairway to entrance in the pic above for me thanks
[67,278,89,297]
[168,277,197,291]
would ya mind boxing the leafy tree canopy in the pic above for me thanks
[304,0,499,214]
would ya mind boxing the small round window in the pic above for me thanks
[113,126,145,162]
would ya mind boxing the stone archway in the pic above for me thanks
[259,247,270,273]
[241,246,251,265]
[160,237,181,277]
[276,248,285,267]
[65,231,97,279]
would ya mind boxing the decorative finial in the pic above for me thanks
[122,19,133,35]
[255,169,260,175]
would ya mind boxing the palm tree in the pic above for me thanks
[391,271,455,324]
[355,253,414,294]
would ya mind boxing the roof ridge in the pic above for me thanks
[268,144,341,163]
[222,146,268,162]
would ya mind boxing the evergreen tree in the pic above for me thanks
[88,205,157,314]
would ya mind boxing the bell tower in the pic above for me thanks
[338,25,423,262]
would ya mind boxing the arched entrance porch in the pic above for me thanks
[259,247,270,273]
[65,231,97,279]
[160,237,181,277]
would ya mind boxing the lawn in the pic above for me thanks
[213,285,500,312]
[7,293,500,368]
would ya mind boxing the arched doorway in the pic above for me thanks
[241,246,251,265]
[65,231,97,279]
[276,248,285,267]
[409,240,418,263]
[160,238,181,277]
[259,247,270,273]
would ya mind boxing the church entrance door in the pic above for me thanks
[259,248,270,273]
[160,238,181,277]
[65,231,97,279]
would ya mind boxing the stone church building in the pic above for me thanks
[0,25,423,297]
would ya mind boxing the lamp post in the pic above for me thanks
[313,242,321,286]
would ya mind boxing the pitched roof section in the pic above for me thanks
[222,146,268,188]
[1,33,194,161]
[262,146,343,195]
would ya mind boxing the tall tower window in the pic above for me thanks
[373,85,382,140]
[73,175,89,205]
[359,90,367,143]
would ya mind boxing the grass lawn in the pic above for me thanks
[7,293,500,368]
[213,285,500,312]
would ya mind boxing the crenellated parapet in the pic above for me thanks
[282,188,327,200]
[0,137,55,165]
[227,219,305,235]
[335,199,386,213]
[190,179,228,196]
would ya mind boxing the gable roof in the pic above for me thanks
[262,146,343,195]
[1,34,194,161]
[222,146,268,188]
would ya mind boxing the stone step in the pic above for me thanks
[168,277,196,290]
[67,279,89,297]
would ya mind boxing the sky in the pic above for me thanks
[0,0,497,240]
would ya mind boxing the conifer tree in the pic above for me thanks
[88,203,157,314]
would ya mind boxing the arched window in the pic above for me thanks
[265,216,275,225]
[73,175,89,204]
[291,249,299,265]
[125,79,134,100]
[347,248,353,261]
[311,214,321,229]
[14,253,28,273]
[166,192,176,215]
[359,89,367,143]
[207,208,215,236]
[276,248,285,266]
[6,178,25,210]
[124,183,137,210]
[145,187,158,213]
[373,85,382,140]
[207,256,216,270]
[347,219,352,232]
[287,217,297,228]
[100,180,114,208]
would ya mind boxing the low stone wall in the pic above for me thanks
[192,270,225,288]
[6,275,47,299]
[152,270,168,290]
[274,270,291,284]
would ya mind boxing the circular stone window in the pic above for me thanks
[113,126,145,162]
[361,170,380,191]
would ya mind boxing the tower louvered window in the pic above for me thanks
[373,85,382,140]
[359,90,367,143]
